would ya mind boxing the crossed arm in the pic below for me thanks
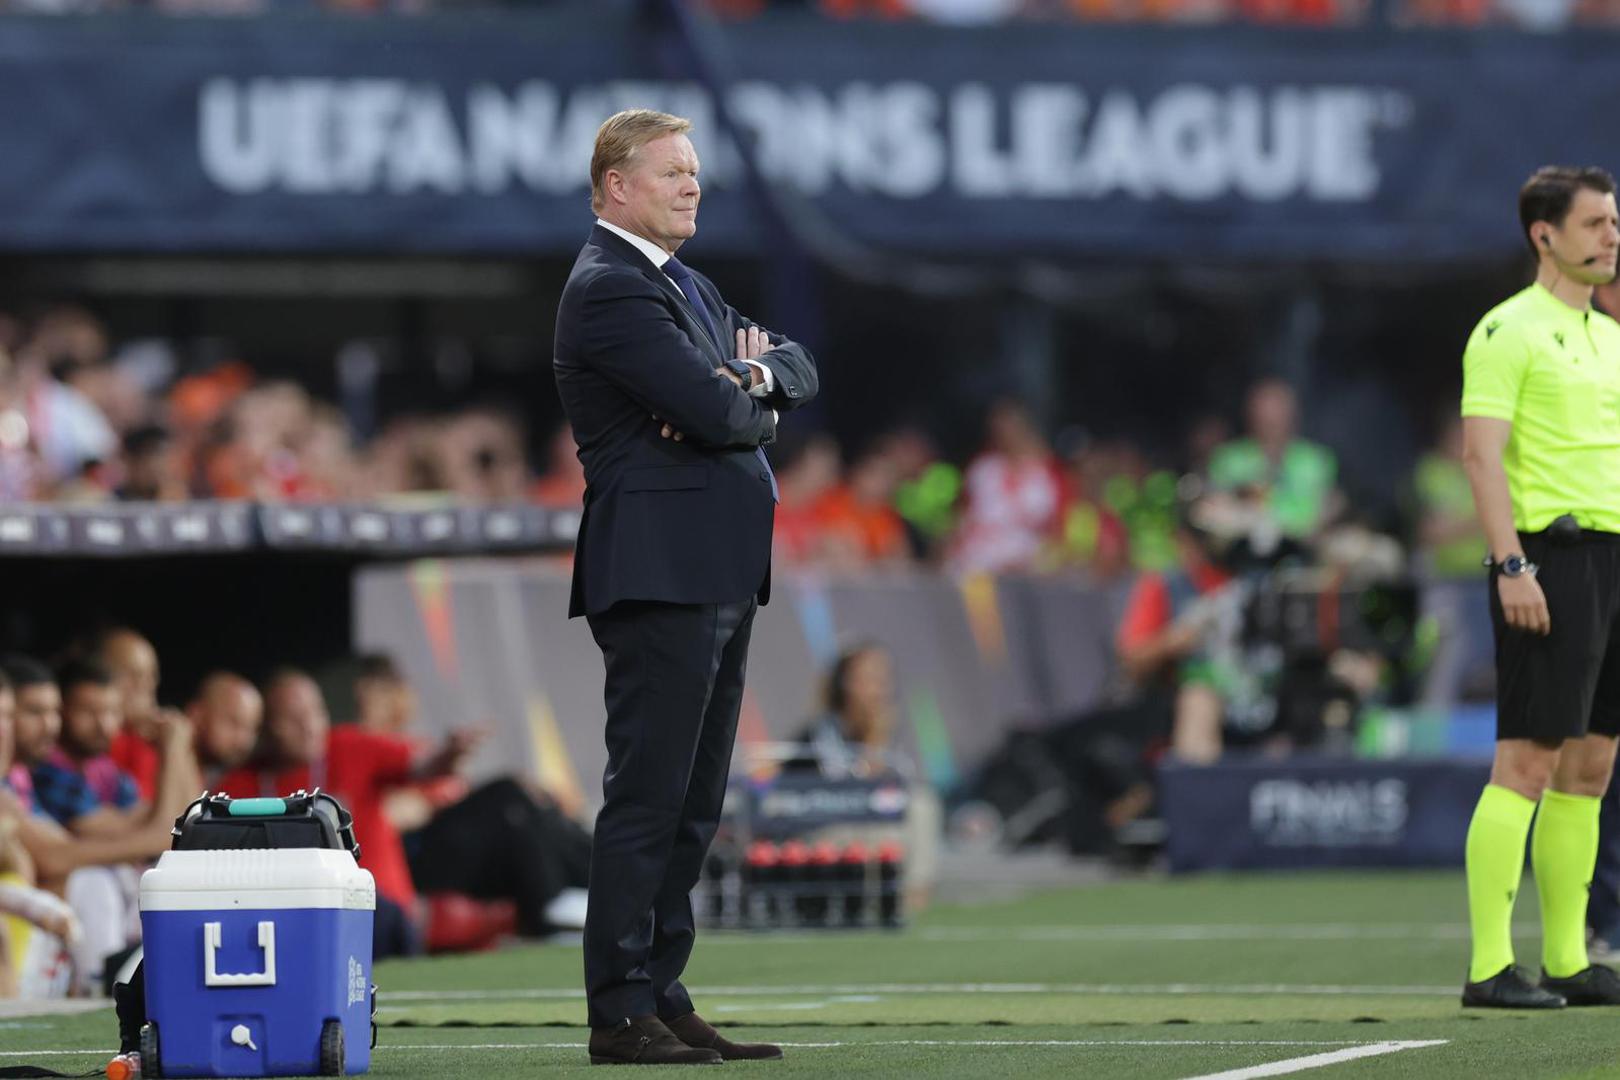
[580,272,777,450]
[578,270,819,449]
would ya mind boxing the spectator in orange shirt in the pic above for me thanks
[820,0,914,15]
[771,433,843,567]
[810,443,911,569]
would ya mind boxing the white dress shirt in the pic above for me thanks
[595,218,776,397]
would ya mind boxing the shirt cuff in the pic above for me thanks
[744,360,776,398]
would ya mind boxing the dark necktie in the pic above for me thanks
[663,255,720,349]
[663,255,778,502]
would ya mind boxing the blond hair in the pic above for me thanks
[590,109,693,214]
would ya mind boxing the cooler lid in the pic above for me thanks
[140,849,376,911]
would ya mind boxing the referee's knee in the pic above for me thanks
[1490,740,1561,800]
[1552,738,1620,797]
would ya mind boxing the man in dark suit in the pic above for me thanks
[553,109,818,1066]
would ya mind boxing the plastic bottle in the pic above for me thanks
[838,842,869,927]
[877,840,904,927]
[806,841,839,927]
[742,840,780,927]
[777,840,812,927]
[702,850,727,924]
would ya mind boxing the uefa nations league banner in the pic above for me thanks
[0,14,1616,258]
[1160,757,1492,872]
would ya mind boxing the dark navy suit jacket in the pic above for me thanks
[553,224,819,618]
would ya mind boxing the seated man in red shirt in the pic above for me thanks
[215,669,480,958]
[353,654,593,946]
[96,628,185,804]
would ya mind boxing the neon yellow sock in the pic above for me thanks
[1467,784,1536,983]
[1533,788,1601,979]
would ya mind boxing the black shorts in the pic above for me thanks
[1491,527,1620,742]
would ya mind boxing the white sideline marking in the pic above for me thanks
[0,1038,1431,1058]
[383,981,1456,1002]
[913,923,1488,943]
[374,1038,1419,1051]
[715,994,881,1012]
[0,1049,118,1057]
[1180,1039,1448,1079]
[0,1000,107,1019]
[695,922,1536,946]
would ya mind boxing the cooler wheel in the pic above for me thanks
[139,1022,162,1079]
[319,1018,345,1076]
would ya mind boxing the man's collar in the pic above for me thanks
[1531,280,1593,318]
[595,218,671,270]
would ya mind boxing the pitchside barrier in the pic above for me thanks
[1160,756,1493,873]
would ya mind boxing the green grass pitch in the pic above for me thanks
[7,869,1620,1078]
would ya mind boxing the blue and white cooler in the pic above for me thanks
[138,846,375,1078]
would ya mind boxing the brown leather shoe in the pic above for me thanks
[589,1015,723,1065]
[665,1011,784,1061]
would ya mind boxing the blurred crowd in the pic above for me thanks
[771,378,1483,587]
[0,305,550,506]
[0,0,1615,30]
[707,0,1620,27]
[0,626,594,999]
[0,303,1488,589]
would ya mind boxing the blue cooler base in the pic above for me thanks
[142,907,373,1077]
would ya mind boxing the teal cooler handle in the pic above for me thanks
[227,798,289,817]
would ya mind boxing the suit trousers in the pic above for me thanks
[583,597,757,1028]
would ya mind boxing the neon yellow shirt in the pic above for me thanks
[1461,283,1620,534]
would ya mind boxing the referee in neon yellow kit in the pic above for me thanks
[1461,165,1620,1008]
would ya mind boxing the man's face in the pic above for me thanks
[1248,381,1297,446]
[125,442,179,499]
[357,675,415,734]
[610,133,701,254]
[13,682,61,765]
[267,677,330,766]
[195,687,262,770]
[1548,189,1620,285]
[0,687,14,772]
[61,681,121,758]
[102,632,159,728]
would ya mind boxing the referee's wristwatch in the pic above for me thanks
[1484,552,1538,578]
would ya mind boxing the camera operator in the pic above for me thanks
[1120,490,1396,765]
